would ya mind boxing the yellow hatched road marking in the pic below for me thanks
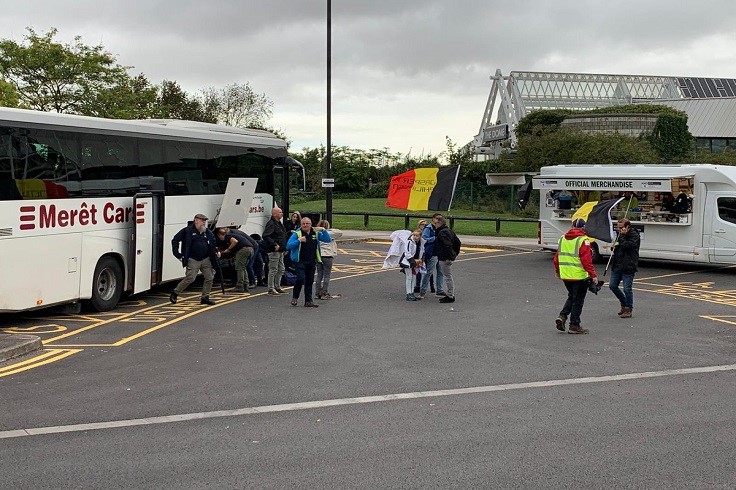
[0,348,82,377]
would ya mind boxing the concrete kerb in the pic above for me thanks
[0,334,42,364]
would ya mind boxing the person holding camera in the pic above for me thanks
[609,218,640,319]
[553,218,598,334]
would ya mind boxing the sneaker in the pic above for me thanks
[568,324,589,334]
[275,288,286,294]
[304,302,319,308]
[418,293,426,299]
[555,314,567,332]
[436,291,447,297]
[406,294,418,301]
[439,296,455,303]
[248,283,256,289]
[321,293,333,300]
[200,296,216,306]
[268,289,279,296]
[169,292,178,304]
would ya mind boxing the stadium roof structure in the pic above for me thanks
[473,69,736,158]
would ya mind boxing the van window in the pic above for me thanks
[717,197,736,224]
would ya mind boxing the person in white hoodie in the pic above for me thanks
[314,219,343,299]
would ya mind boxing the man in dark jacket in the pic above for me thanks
[433,216,461,303]
[609,218,640,319]
[262,206,288,295]
[170,213,220,305]
[215,227,255,293]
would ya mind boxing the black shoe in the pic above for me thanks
[200,296,216,306]
[439,296,455,303]
[169,292,178,304]
[304,302,319,308]
[275,288,286,294]
[555,314,567,332]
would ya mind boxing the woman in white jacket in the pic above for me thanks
[315,219,343,299]
[400,229,425,301]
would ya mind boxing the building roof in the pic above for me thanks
[646,98,736,138]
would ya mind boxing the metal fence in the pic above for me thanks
[303,211,537,234]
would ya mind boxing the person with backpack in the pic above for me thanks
[433,215,461,303]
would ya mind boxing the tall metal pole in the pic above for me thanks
[325,0,333,223]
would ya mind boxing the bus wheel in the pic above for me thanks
[590,242,604,264]
[90,257,123,312]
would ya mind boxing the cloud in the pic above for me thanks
[2,0,736,155]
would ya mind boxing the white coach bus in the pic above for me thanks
[0,107,302,312]
[534,164,736,265]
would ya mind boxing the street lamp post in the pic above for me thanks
[325,0,333,223]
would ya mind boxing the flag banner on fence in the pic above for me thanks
[582,197,625,243]
[385,166,460,211]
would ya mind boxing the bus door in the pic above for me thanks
[131,192,164,294]
[217,178,258,227]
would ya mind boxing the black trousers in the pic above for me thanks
[293,261,317,303]
[560,279,589,326]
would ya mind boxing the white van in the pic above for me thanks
[533,164,736,264]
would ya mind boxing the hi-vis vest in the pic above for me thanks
[294,229,323,263]
[557,236,589,280]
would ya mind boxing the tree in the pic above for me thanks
[200,82,273,129]
[155,80,212,122]
[0,27,130,113]
[83,73,158,119]
[0,78,19,107]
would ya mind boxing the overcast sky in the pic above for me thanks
[2,0,736,156]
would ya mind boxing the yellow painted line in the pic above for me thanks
[0,349,82,377]
[701,315,736,327]
[42,290,242,344]
[637,264,736,282]
[107,291,273,346]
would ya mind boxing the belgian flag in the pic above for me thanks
[385,166,460,211]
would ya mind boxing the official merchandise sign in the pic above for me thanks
[533,177,673,192]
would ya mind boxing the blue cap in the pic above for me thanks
[572,218,586,228]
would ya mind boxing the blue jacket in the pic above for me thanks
[422,224,437,258]
[286,228,331,264]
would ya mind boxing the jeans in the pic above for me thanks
[294,261,317,302]
[246,244,259,285]
[560,280,589,326]
[609,269,634,309]
[267,251,285,290]
[315,256,334,294]
[420,255,444,294]
[438,260,455,298]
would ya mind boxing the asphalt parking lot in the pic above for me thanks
[2,240,736,487]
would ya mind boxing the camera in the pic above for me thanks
[588,279,604,295]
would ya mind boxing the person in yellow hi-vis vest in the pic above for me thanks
[553,218,599,334]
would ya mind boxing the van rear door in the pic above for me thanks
[705,192,736,262]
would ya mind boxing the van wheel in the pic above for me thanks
[89,256,123,312]
[590,242,604,264]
